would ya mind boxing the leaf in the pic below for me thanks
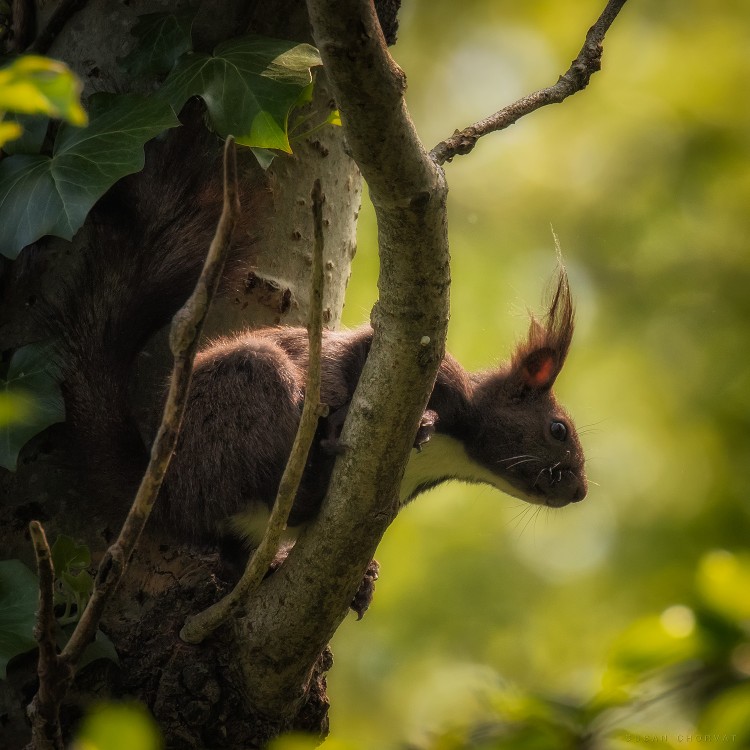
[51,535,91,576]
[698,682,750,741]
[74,702,162,750]
[0,92,180,259]
[696,549,750,624]
[250,147,277,170]
[0,55,87,126]
[0,560,39,679]
[1,113,48,154]
[0,342,65,471]
[159,35,321,151]
[119,11,196,77]
[605,610,704,686]
[0,119,22,149]
[60,569,94,600]
[0,390,35,426]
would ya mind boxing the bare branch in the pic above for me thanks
[26,521,68,750]
[180,179,328,644]
[430,0,629,165]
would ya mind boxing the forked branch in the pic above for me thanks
[430,0,630,165]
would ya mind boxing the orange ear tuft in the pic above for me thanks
[521,348,557,389]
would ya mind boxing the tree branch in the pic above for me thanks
[180,178,328,644]
[25,138,240,746]
[26,522,68,750]
[430,0,629,165]
[233,0,450,716]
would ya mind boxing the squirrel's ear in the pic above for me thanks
[509,263,575,394]
[518,346,558,390]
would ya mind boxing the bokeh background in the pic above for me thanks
[312,0,750,747]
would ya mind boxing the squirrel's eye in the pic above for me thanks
[550,421,567,441]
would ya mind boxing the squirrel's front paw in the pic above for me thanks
[350,559,380,620]
[414,409,438,451]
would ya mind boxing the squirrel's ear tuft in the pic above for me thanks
[510,263,575,393]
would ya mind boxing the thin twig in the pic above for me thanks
[26,521,68,750]
[180,179,328,644]
[430,0,629,165]
[25,138,240,746]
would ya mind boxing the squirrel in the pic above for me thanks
[38,116,587,584]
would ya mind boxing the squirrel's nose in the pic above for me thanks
[571,479,587,503]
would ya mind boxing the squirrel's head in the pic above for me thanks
[467,264,587,507]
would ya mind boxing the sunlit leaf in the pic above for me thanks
[0,343,65,471]
[159,35,321,151]
[0,560,38,679]
[0,55,87,126]
[605,611,704,682]
[698,682,750,742]
[119,11,196,77]
[72,702,162,750]
[0,93,180,259]
[696,550,750,624]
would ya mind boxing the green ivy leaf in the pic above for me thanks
[51,534,91,576]
[0,342,65,471]
[0,55,87,126]
[159,35,321,151]
[119,11,196,77]
[60,569,94,600]
[0,559,38,679]
[0,92,180,259]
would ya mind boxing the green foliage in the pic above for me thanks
[0,536,118,681]
[0,93,180,259]
[73,702,163,750]
[0,560,38,678]
[51,535,93,625]
[119,11,196,77]
[159,35,322,151]
[0,55,86,148]
[0,342,65,471]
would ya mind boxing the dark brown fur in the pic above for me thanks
[158,265,586,543]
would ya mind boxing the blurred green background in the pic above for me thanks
[319,0,750,747]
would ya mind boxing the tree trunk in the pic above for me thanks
[0,1,400,746]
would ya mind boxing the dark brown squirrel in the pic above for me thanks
[162,273,587,549]
[44,118,587,573]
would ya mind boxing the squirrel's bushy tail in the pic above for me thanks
[45,114,257,498]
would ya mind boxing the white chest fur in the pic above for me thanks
[399,434,537,505]
[233,434,540,545]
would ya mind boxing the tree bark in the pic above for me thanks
[0,0,375,746]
